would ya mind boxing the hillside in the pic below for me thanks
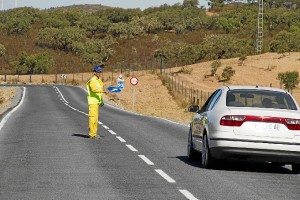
[104,52,300,124]
[1,52,300,124]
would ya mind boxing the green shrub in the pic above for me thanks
[221,66,235,82]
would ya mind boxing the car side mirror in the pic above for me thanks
[188,105,199,113]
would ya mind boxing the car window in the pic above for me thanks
[207,89,222,111]
[199,90,217,113]
[226,89,297,110]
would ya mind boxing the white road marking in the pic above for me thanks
[126,144,138,152]
[116,136,126,142]
[108,130,117,135]
[179,190,199,200]
[54,86,69,104]
[0,87,26,132]
[138,155,154,165]
[54,86,199,200]
[155,169,176,183]
[102,125,109,130]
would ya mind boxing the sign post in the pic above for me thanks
[130,76,139,113]
[117,74,125,107]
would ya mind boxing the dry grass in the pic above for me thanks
[1,52,300,124]
[0,87,17,115]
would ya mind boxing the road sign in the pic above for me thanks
[107,86,121,93]
[130,76,139,86]
[60,74,67,79]
[117,81,124,89]
[117,74,124,82]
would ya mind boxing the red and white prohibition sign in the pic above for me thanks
[130,76,139,86]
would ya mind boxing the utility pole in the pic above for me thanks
[1,0,4,10]
[256,0,263,54]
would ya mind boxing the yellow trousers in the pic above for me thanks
[88,104,99,137]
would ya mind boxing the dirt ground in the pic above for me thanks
[0,87,17,115]
[1,52,300,124]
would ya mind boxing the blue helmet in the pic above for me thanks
[93,65,103,73]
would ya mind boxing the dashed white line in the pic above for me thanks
[179,190,199,200]
[116,136,126,143]
[54,86,199,200]
[155,169,176,183]
[108,130,117,135]
[138,155,154,165]
[102,125,109,129]
[126,144,138,152]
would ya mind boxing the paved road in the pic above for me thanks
[0,85,299,200]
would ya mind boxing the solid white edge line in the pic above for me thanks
[108,130,117,135]
[155,169,176,183]
[138,155,154,165]
[116,136,126,142]
[54,86,69,104]
[126,144,138,152]
[0,87,26,131]
[54,87,105,128]
[102,125,109,129]
[179,190,199,200]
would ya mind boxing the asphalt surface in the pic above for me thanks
[0,85,299,200]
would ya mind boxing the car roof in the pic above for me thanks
[222,85,287,93]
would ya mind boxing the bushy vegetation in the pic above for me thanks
[277,71,300,93]
[0,0,300,75]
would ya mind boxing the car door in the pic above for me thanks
[192,90,221,151]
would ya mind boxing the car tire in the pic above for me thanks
[187,129,197,160]
[202,134,215,169]
[291,163,300,174]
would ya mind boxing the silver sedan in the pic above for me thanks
[187,86,300,174]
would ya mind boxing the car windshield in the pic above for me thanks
[226,89,297,110]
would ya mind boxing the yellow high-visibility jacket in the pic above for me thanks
[86,75,104,105]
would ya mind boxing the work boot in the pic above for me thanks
[90,135,100,140]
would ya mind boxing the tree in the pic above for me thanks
[131,16,162,34]
[239,55,247,66]
[0,44,7,81]
[215,17,240,33]
[108,22,144,39]
[208,0,225,8]
[270,30,300,53]
[37,27,85,51]
[277,71,299,93]
[72,36,115,65]
[202,34,252,60]
[182,0,199,8]
[0,44,6,57]
[96,8,142,23]
[221,66,235,82]
[79,15,110,37]
[16,52,54,74]
[42,16,70,28]
[211,60,221,76]
[5,17,31,35]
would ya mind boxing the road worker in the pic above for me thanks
[86,65,105,139]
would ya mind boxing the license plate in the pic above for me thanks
[249,122,281,131]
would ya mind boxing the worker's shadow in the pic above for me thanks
[72,134,89,139]
[72,134,105,139]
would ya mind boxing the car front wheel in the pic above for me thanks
[187,129,197,160]
[202,134,215,169]
[291,163,300,174]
